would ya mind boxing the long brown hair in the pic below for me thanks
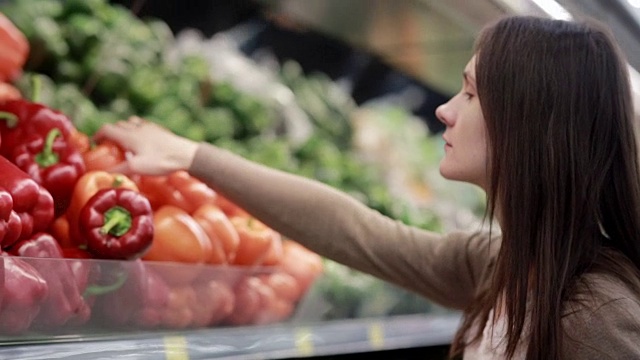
[450,16,640,359]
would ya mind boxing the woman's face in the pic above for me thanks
[435,56,489,190]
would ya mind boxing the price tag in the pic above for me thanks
[294,327,314,356]
[164,335,189,360]
[368,322,385,350]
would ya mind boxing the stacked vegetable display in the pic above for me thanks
[0,0,464,331]
[0,13,323,335]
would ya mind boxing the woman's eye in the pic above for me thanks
[464,92,474,100]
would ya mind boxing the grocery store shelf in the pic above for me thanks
[0,314,461,359]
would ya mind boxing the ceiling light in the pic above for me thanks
[531,0,573,20]
[627,0,640,9]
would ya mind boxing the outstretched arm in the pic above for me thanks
[96,117,498,309]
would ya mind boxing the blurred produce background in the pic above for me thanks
[0,0,488,321]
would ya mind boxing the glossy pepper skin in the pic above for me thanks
[0,99,75,158]
[67,170,139,247]
[0,252,49,334]
[136,171,217,213]
[192,203,240,264]
[230,216,281,266]
[0,13,29,83]
[0,155,54,240]
[0,187,21,249]
[95,259,170,328]
[13,128,86,217]
[9,232,91,329]
[79,188,154,260]
[82,140,125,172]
[143,205,212,264]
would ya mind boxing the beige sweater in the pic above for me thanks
[189,143,640,359]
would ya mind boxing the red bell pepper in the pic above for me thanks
[192,203,240,265]
[62,247,137,326]
[230,216,281,266]
[9,233,91,329]
[79,188,154,260]
[68,129,91,154]
[161,285,197,329]
[82,140,125,172]
[191,279,235,327]
[95,259,170,328]
[48,214,71,248]
[278,239,324,295]
[61,247,102,326]
[0,99,75,158]
[0,252,49,334]
[13,128,86,216]
[0,13,29,83]
[136,171,217,213]
[0,82,21,102]
[67,170,139,246]
[0,210,20,250]
[143,205,212,264]
[0,156,54,240]
[0,187,21,249]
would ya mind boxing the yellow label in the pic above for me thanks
[368,322,385,350]
[164,336,189,360]
[294,327,314,356]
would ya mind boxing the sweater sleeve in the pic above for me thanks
[563,297,640,359]
[188,143,499,309]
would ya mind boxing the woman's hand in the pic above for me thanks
[94,117,199,176]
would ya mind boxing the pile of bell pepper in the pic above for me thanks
[0,13,324,335]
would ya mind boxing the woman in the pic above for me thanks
[96,16,640,359]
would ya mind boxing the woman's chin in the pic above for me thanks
[439,162,456,180]
[439,163,468,183]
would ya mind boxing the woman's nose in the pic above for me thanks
[435,101,454,126]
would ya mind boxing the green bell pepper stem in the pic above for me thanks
[0,111,18,128]
[35,128,61,167]
[83,271,128,296]
[101,206,132,236]
[31,75,42,103]
[112,176,124,188]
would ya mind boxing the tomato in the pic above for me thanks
[192,203,240,264]
[278,240,324,294]
[82,140,125,172]
[231,216,280,266]
[144,205,213,264]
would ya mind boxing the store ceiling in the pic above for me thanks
[260,0,640,97]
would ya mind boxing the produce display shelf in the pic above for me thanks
[0,313,461,359]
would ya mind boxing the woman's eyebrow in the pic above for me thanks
[462,71,476,90]
[463,71,477,87]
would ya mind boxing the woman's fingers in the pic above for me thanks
[95,117,199,176]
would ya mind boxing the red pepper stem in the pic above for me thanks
[35,128,61,167]
[31,75,42,103]
[83,271,128,296]
[0,111,18,128]
[101,206,132,236]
